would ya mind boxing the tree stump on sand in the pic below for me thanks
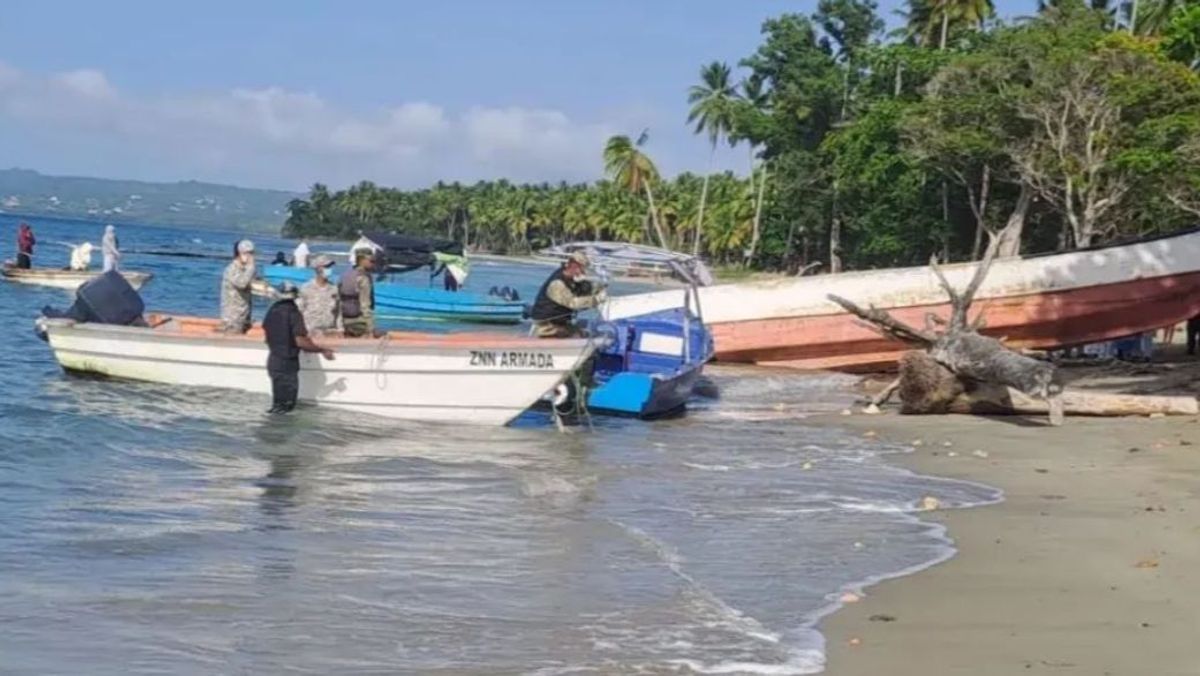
[898,351,964,414]
[896,350,1198,417]
[830,231,1067,425]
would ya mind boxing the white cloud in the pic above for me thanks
[462,106,615,181]
[52,69,117,100]
[0,61,616,189]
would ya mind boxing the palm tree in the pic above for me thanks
[908,0,995,49]
[739,78,770,267]
[1135,0,1183,34]
[604,132,668,249]
[687,61,740,256]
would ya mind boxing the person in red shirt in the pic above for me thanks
[16,223,35,269]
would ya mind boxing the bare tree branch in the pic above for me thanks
[1168,192,1200,217]
[827,294,937,346]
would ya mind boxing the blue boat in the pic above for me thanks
[583,305,714,418]
[260,265,526,324]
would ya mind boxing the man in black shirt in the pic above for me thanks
[262,281,335,414]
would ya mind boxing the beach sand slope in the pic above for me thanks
[820,412,1200,676]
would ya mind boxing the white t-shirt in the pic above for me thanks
[293,241,310,268]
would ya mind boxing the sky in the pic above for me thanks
[0,0,1030,192]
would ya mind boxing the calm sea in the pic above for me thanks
[0,214,1000,675]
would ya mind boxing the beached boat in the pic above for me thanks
[584,305,713,418]
[2,265,152,291]
[259,266,526,324]
[605,228,1200,371]
[38,314,596,425]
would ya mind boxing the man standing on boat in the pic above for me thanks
[263,281,335,414]
[102,225,120,272]
[16,223,35,269]
[531,251,607,338]
[297,255,339,334]
[220,239,257,333]
[340,249,377,338]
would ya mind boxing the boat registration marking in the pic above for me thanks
[469,350,556,369]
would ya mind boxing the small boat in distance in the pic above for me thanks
[605,228,1200,371]
[2,265,153,291]
[37,314,596,425]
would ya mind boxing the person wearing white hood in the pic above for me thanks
[102,225,120,272]
[293,237,310,268]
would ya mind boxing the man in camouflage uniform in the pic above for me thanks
[220,239,257,333]
[340,249,377,338]
[530,251,606,338]
[297,255,339,334]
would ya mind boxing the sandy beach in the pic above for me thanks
[817,360,1200,675]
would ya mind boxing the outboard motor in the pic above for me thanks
[40,270,147,337]
[488,285,520,302]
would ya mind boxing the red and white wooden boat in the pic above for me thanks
[605,228,1200,371]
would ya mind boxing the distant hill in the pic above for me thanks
[0,168,301,233]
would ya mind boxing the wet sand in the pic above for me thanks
[817,384,1200,675]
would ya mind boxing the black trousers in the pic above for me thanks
[15,253,31,269]
[267,356,300,412]
[1188,315,1200,355]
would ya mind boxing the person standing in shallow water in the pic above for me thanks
[220,239,257,333]
[262,281,335,414]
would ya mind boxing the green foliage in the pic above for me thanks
[288,0,1200,271]
[1163,4,1200,66]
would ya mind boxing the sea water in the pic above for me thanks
[0,215,1001,674]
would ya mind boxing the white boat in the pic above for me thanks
[38,314,596,425]
[2,266,153,291]
[605,228,1200,371]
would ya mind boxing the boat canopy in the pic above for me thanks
[538,241,714,286]
[350,232,465,272]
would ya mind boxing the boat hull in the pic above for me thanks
[587,363,703,418]
[2,267,152,291]
[41,316,594,425]
[607,230,1200,370]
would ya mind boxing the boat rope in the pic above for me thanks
[372,331,391,389]
[551,334,603,433]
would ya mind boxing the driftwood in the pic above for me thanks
[896,351,1197,418]
[830,233,1070,423]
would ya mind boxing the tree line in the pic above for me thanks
[284,0,1200,273]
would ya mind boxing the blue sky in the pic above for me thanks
[0,0,1030,191]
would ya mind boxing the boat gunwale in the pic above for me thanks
[2,268,153,281]
[42,314,590,351]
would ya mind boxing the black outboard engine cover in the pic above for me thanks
[42,270,146,325]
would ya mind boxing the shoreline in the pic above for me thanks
[808,406,1200,675]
